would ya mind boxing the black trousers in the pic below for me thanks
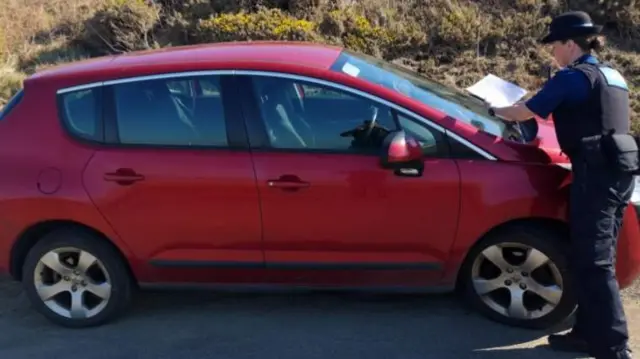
[570,155,635,359]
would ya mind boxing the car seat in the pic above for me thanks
[258,78,315,149]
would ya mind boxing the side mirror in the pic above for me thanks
[380,130,424,177]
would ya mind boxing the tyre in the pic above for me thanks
[21,227,134,328]
[459,225,576,329]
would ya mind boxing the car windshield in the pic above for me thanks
[329,50,506,137]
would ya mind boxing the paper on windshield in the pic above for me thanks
[341,62,361,77]
[465,74,528,108]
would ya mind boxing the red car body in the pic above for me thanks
[0,41,639,327]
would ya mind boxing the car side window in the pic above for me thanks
[397,113,446,157]
[250,76,398,153]
[111,76,228,146]
[59,88,100,141]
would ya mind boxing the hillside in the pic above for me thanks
[1,0,640,130]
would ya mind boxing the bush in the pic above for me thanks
[0,69,25,107]
[3,0,640,131]
[317,7,425,59]
[0,28,6,64]
[76,0,161,56]
[195,8,320,43]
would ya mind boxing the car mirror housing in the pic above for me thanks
[379,130,424,176]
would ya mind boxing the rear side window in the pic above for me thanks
[58,87,102,141]
[0,89,24,121]
[110,75,228,147]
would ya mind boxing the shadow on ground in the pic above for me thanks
[0,277,581,359]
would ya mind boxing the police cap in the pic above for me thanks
[540,11,603,44]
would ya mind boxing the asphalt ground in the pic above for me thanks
[2,275,638,358]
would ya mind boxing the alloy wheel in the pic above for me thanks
[470,242,564,320]
[33,247,112,319]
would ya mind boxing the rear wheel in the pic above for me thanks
[21,228,133,328]
[460,226,576,329]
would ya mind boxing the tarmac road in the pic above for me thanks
[0,275,638,359]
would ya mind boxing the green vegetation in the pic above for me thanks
[2,0,640,130]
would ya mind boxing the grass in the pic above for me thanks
[1,0,639,132]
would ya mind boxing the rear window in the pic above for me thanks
[58,88,102,141]
[0,89,24,121]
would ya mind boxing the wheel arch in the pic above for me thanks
[9,219,138,285]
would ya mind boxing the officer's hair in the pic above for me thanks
[566,35,606,52]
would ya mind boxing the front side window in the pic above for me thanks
[250,76,398,153]
[111,75,228,146]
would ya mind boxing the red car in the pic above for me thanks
[1,41,639,329]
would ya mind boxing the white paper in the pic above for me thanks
[342,62,360,77]
[466,74,528,108]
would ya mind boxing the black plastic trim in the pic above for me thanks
[149,259,442,271]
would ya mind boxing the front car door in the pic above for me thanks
[236,72,461,288]
[63,72,264,284]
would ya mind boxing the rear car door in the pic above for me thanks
[237,72,461,287]
[58,73,264,281]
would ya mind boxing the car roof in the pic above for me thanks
[27,41,345,88]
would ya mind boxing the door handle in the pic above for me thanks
[268,181,310,189]
[104,168,145,186]
[267,175,310,191]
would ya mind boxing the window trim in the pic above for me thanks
[54,70,496,160]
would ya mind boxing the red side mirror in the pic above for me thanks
[380,131,424,176]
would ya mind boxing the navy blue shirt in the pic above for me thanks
[525,54,598,119]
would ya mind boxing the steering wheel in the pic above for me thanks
[488,107,531,143]
[503,120,525,142]
[502,118,540,143]
[340,105,379,138]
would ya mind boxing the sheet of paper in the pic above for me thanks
[465,74,528,108]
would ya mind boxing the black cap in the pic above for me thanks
[540,11,603,44]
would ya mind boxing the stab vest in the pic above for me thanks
[552,59,631,157]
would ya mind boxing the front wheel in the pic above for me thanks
[21,228,133,328]
[460,226,576,329]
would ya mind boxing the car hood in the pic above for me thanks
[483,116,571,165]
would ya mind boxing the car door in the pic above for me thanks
[75,73,264,281]
[237,73,461,287]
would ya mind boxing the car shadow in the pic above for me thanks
[122,289,578,358]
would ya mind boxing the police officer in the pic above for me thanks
[487,11,637,359]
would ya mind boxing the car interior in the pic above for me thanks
[253,77,398,151]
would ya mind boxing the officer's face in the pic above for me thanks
[550,41,572,67]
